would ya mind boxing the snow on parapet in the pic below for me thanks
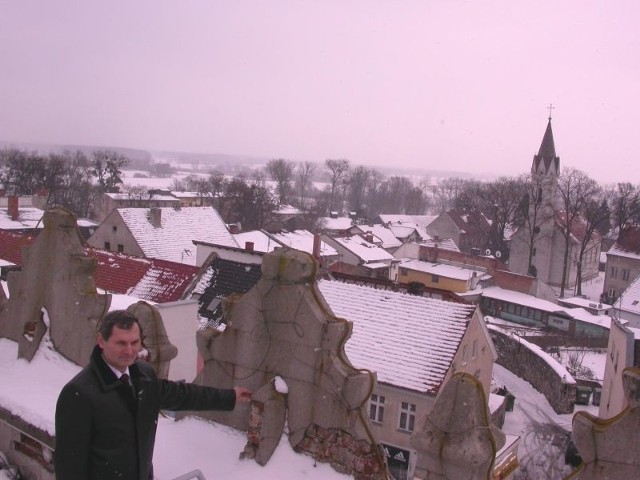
[487,322,576,384]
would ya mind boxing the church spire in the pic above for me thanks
[531,113,560,175]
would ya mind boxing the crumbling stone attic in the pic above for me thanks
[193,247,388,479]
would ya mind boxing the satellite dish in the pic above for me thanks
[485,248,491,256]
[495,250,502,258]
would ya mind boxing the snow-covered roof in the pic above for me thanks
[378,214,437,232]
[482,287,612,329]
[559,296,612,311]
[607,244,640,261]
[0,207,44,230]
[270,230,338,257]
[117,207,236,266]
[320,217,353,231]
[387,224,419,240]
[107,192,178,202]
[331,235,395,263]
[563,308,612,329]
[275,204,301,215]
[419,237,460,252]
[615,275,640,316]
[170,191,214,199]
[318,280,475,393]
[91,248,198,303]
[481,286,566,313]
[232,231,278,254]
[355,224,402,249]
[77,217,99,227]
[400,258,489,282]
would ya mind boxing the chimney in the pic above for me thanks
[364,233,374,243]
[312,233,322,260]
[8,196,18,221]
[229,224,240,234]
[149,207,162,228]
[245,241,254,252]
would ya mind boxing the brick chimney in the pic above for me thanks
[149,207,162,228]
[245,241,254,252]
[8,196,19,221]
[229,224,240,234]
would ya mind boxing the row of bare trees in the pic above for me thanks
[0,148,128,217]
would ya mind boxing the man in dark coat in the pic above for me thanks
[54,310,251,480]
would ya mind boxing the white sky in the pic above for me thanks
[1,1,639,183]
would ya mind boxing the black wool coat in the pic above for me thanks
[54,346,236,480]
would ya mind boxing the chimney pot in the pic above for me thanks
[8,196,18,221]
[313,234,322,259]
[149,207,162,228]
[245,241,254,252]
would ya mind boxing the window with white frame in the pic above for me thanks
[462,344,468,365]
[608,287,616,299]
[611,266,618,278]
[398,402,416,432]
[369,393,385,423]
[623,269,630,281]
[472,339,478,360]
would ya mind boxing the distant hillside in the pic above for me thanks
[0,140,490,181]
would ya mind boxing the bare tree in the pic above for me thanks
[574,192,610,296]
[432,177,466,214]
[52,150,95,217]
[325,158,350,213]
[405,186,428,215]
[91,150,128,192]
[346,166,372,216]
[379,176,414,214]
[484,177,528,260]
[0,148,44,195]
[556,168,600,297]
[610,182,640,233]
[266,158,295,205]
[295,161,316,209]
[220,174,277,230]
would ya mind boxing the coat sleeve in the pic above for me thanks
[156,379,237,412]
[54,384,93,480]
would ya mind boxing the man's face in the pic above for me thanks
[97,323,142,373]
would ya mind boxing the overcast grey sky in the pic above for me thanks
[1,1,638,183]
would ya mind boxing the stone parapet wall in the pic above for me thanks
[490,329,576,414]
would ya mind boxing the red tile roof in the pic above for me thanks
[88,248,199,303]
[0,230,36,264]
[0,230,198,303]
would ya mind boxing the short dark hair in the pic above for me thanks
[98,310,142,340]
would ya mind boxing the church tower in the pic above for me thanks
[526,112,560,280]
[508,110,562,281]
[531,115,560,222]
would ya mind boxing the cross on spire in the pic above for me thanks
[547,103,555,120]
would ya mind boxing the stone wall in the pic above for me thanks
[490,328,576,414]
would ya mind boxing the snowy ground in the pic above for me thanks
[493,364,600,480]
